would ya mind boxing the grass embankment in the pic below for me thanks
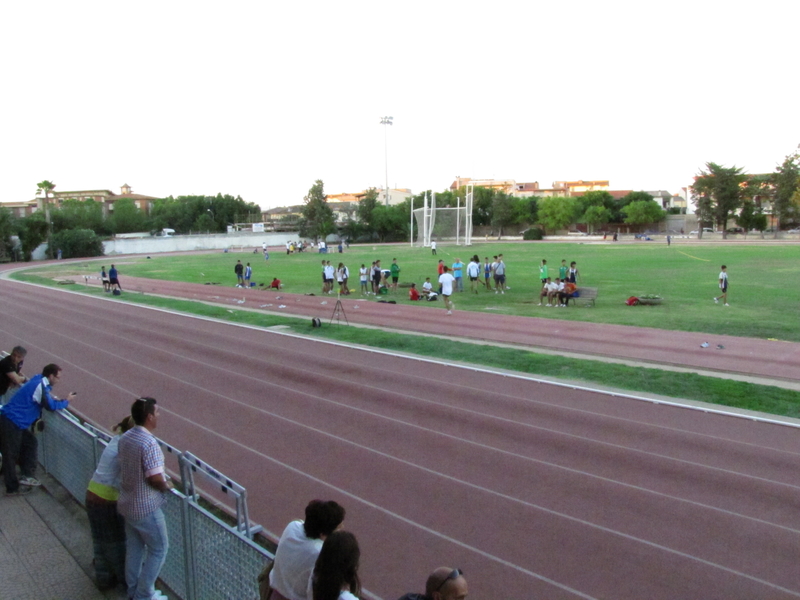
[13,268,800,420]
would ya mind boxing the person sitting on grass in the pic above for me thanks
[409,283,420,301]
[421,277,433,298]
[270,278,282,290]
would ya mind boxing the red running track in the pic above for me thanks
[2,277,800,599]
[117,274,800,383]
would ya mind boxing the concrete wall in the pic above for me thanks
[30,232,304,260]
[102,231,303,255]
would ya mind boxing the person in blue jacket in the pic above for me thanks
[0,363,75,495]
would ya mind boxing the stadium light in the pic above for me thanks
[380,116,393,206]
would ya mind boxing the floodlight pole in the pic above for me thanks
[380,116,393,206]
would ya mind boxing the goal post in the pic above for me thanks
[412,194,472,246]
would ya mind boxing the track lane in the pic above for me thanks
[2,279,800,598]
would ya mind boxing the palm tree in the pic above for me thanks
[36,180,56,258]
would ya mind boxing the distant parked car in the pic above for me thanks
[726,227,744,234]
[788,228,800,234]
[689,228,715,235]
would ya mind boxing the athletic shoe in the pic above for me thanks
[446,310,452,315]
[151,590,169,600]
[713,298,718,304]
[724,303,730,306]
[538,303,542,306]
[501,291,504,294]
[495,290,498,294]
[19,476,41,487]
[5,487,32,496]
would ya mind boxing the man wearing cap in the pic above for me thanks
[397,566,468,600]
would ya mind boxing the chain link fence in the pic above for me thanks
[39,409,274,600]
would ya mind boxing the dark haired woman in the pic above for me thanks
[309,530,361,600]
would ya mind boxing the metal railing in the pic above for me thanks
[39,409,274,600]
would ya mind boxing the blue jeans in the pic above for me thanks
[125,508,169,600]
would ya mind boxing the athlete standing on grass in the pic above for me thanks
[714,265,729,306]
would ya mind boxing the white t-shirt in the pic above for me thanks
[422,281,433,293]
[269,520,323,600]
[431,241,437,250]
[306,578,359,600]
[719,271,728,288]
[439,273,456,295]
[466,262,480,278]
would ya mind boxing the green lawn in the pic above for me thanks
[44,240,800,341]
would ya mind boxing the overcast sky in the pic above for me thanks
[2,0,797,210]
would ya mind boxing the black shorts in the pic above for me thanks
[469,276,478,282]
[392,276,399,283]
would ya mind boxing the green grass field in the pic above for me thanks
[45,240,800,341]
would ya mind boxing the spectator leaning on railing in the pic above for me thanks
[0,363,75,495]
[118,397,173,600]
[86,414,136,591]
[0,346,28,405]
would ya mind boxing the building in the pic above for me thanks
[1,184,159,218]
[450,177,611,198]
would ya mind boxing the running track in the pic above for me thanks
[2,275,800,599]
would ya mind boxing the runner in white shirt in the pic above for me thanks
[438,266,456,315]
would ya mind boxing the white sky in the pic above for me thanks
[2,0,797,210]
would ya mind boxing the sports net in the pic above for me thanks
[412,206,471,246]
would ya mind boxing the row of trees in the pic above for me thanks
[297,180,671,243]
[0,183,262,261]
[691,151,800,238]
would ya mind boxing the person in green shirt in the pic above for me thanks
[390,258,401,292]
[539,259,549,284]
[559,259,568,281]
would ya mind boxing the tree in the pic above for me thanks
[107,198,149,234]
[17,212,49,260]
[36,180,56,258]
[50,228,104,258]
[357,188,379,233]
[691,163,747,238]
[515,197,538,226]
[771,151,800,235]
[491,192,518,238]
[472,187,495,226]
[536,197,581,233]
[583,205,611,233]
[0,206,15,261]
[299,180,335,240]
[51,199,106,235]
[621,200,665,227]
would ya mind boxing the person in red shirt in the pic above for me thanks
[408,283,420,301]
[270,278,282,290]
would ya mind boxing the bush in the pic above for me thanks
[523,228,544,240]
[50,229,104,258]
